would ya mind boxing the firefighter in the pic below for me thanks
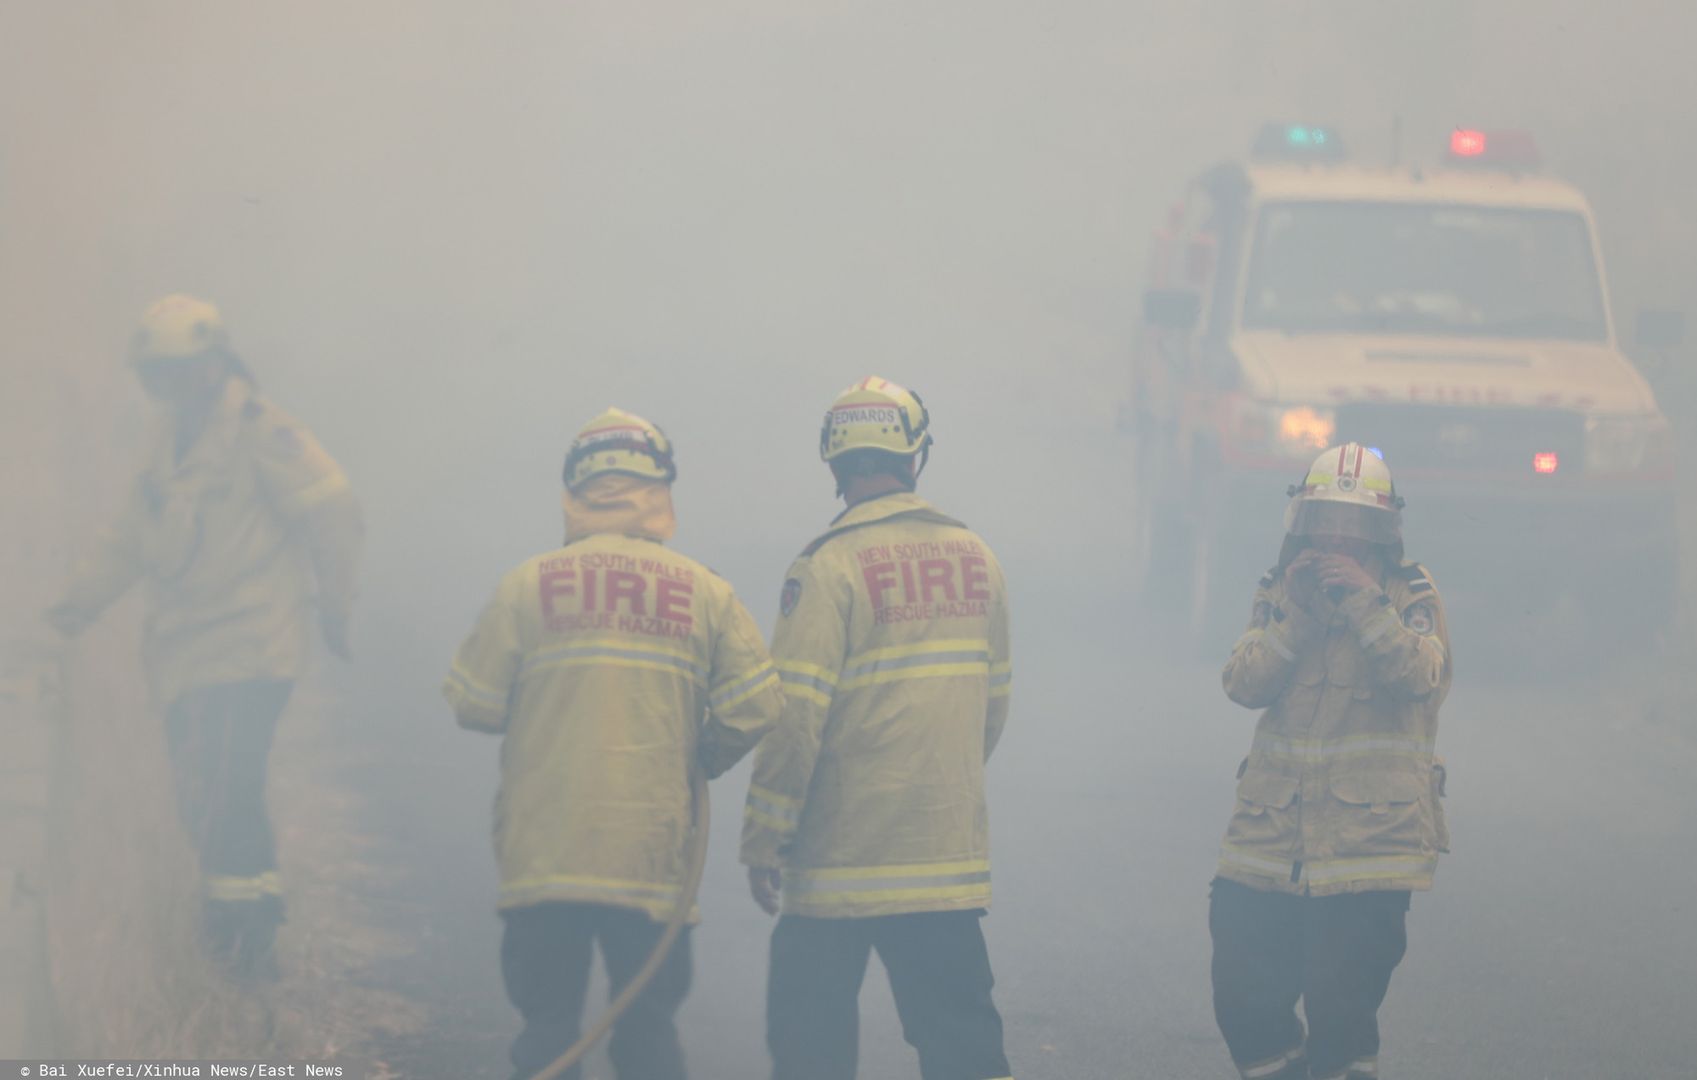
[1210,443,1452,1080]
[44,294,364,979]
[742,377,1015,1080]
[444,407,782,1080]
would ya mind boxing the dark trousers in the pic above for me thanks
[164,679,293,974]
[500,901,693,1080]
[1209,878,1410,1080]
[767,911,1012,1080]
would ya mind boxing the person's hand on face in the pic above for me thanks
[1316,552,1379,595]
[1284,549,1326,612]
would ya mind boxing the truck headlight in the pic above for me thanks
[1584,414,1672,474]
[1277,406,1337,451]
[1230,400,1336,457]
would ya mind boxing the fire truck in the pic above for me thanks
[1130,125,1682,653]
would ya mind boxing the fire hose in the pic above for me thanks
[530,763,711,1080]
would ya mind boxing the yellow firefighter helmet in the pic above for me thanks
[818,376,933,462]
[130,294,231,363]
[1285,442,1404,545]
[562,407,677,492]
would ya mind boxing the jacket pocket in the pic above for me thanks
[1237,771,1300,808]
[1225,772,1301,858]
[1327,772,1428,858]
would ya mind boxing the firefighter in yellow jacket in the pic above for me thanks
[1211,443,1452,1080]
[445,408,782,1080]
[742,378,1014,1080]
[45,294,363,978]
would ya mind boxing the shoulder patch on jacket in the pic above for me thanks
[1403,602,1437,635]
[779,577,803,617]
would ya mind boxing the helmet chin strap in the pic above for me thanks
[912,442,930,485]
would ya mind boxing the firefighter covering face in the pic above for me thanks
[1211,441,1452,1080]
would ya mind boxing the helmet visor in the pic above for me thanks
[1286,499,1401,545]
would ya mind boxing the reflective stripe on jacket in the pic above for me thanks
[52,380,362,704]
[1218,562,1452,896]
[741,492,1011,918]
[445,533,781,920]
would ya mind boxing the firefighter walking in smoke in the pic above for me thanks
[1210,443,1452,1080]
[742,377,1015,1080]
[44,294,364,980]
[444,408,782,1080]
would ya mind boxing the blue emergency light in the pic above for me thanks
[1252,123,1347,162]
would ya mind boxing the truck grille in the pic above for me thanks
[1334,405,1586,475]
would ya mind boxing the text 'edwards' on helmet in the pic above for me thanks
[818,376,934,462]
[130,294,231,364]
[1284,442,1405,545]
[562,407,678,492]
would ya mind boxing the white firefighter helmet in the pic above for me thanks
[1284,442,1404,545]
[818,377,933,462]
[562,407,677,492]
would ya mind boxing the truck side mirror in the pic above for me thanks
[1143,287,1202,332]
[1635,309,1684,350]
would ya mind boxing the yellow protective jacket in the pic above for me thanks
[1218,562,1452,896]
[444,532,782,919]
[51,379,362,704]
[741,492,1011,919]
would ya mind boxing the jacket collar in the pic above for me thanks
[805,491,964,555]
[561,474,677,544]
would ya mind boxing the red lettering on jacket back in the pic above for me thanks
[540,569,576,617]
[541,558,695,639]
[863,562,899,608]
[604,569,648,615]
[917,558,957,602]
[857,549,992,625]
[960,555,990,601]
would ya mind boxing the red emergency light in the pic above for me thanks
[1532,451,1559,475]
[1450,129,1487,157]
[1446,128,1541,169]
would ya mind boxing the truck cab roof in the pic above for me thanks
[1240,162,1593,214]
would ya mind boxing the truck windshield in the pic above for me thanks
[1241,201,1608,341]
